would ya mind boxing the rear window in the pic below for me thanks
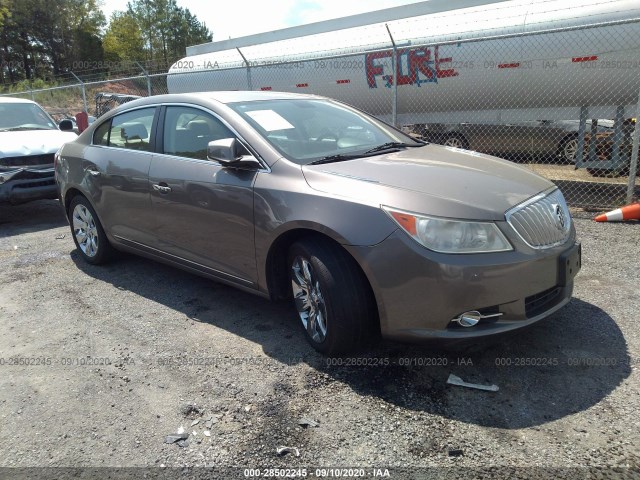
[93,120,111,146]
[92,107,156,152]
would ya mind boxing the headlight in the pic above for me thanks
[383,207,512,254]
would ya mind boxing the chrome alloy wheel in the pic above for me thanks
[291,256,328,343]
[563,138,579,162]
[444,136,465,149]
[72,204,99,258]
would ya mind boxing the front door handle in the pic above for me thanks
[153,183,172,194]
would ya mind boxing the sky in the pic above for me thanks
[100,0,424,44]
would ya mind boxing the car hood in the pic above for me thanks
[0,130,77,158]
[301,144,553,221]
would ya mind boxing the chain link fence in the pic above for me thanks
[2,1,639,209]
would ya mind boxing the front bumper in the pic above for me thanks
[348,228,581,343]
[0,168,57,204]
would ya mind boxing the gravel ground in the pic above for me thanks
[0,199,638,479]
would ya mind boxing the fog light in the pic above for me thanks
[452,310,503,328]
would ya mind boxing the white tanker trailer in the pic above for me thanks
[167,0,640,167]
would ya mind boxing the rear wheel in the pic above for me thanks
[69,195,112,265]
[442,134,468,150]
[288,238,375,355]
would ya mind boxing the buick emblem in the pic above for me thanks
[552,204,566,230]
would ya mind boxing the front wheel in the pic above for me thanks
[69,195,112,265]
[559,136,578,163]
[288,238,376,355]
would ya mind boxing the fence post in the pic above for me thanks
[135,61,152,96]
[237,48,253,90]
[626,94,640,204]
[611,105,625,169]
[575,106,588,166]
[385,24,398,127]
[588,119,598,162]
[70,72,88,114]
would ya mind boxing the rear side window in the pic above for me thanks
[105,108,156,152]
[93,120,111,146]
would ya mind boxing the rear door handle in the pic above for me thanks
[85,167,101,177]
[153,183,172,194]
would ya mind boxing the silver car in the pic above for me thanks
[414,119,614,163]
[55,92,581,354]
[0,98,76,204]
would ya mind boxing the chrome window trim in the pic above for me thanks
[90,145,156,157]
[89,102,270,173]
[147,151,269,173]
[505,187,572,250]
[156,102,271,173]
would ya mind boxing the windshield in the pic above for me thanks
[0,102,58,131]
[228,99,422,165]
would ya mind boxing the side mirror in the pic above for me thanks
[59,119,74,132]
[207,138,239,164]
[207,138,260,168]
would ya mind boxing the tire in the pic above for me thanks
[68,195,113,265]
[559,136,578,164]
[288,238,376,355]
[442,134,468,150]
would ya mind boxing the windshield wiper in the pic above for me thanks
[308,140,426,165]
[362,141,422,154]
[307,154,362,165]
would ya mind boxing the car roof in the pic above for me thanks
[195,91,322,103]
[0,97,37,104]
[108,91,324,111]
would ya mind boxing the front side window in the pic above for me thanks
[107,108,156,152]
[163,106,235,160]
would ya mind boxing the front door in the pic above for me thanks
[148,105,258,285]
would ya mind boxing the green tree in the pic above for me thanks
[0,0,40,82]
[0,0,209,85]
[167,6,212,60]
[66,0,107,70]
[126,0,212,67]
[103,11,145,65]
[0,0,105,83]
[127,0,157,62]
[0,0,9,29]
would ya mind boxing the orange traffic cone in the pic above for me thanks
[594,202,640,222]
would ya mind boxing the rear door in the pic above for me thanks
[148,105,259,285]
[84,106,158,245]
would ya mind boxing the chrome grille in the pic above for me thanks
[506,188,572,249]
